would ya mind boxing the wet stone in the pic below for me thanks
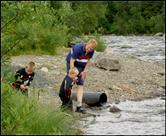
[109,105,121,113]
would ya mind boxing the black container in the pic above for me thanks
[71,91,107,106]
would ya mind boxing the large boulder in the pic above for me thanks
[95,58,121,71]
[155,32,164,36]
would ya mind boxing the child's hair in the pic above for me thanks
[69,67,79,76]
[28,61,35,68]
[87,39,97,49]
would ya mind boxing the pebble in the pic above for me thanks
[40,67,48,72]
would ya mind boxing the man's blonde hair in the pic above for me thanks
[69,67,79,76]
[87,39,97,49]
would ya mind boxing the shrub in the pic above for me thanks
[1,82,77,135]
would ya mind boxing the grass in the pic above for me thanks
[1,82,78,135]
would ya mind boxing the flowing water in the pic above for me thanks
[83,98,165,135]
[83,36,165,135]
[102,35,165,64]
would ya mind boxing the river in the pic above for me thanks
[102,35,165,64]
[82,36,165,135]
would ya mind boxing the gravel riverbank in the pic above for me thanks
[10,49,165,105]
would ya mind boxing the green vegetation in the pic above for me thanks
[1,82,77,135]
[1,63,78,135]
[1,1,70,57]
[1,1,165,134]
[1,1,164,57]
[102,1,165,35]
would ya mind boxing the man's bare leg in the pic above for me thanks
[75,85,86,113]
[77,85,83,107]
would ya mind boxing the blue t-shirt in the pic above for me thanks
[66,43,94,68]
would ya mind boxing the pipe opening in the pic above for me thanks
[99,93,107,105]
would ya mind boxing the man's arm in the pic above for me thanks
[70,57,75,69]
[70,46,80,69]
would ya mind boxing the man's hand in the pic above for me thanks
[80,71,86,80]
[73,76,78,83]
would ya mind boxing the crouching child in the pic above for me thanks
[12,61,35,96]
[59,67,79,110]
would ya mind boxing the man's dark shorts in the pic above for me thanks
[66,62,85,85]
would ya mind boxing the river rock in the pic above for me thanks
[157,72,165,76]
[121,45,132,49]
[115,100,120,104]
[40,67,48,72]
[95,58,121,71]
[160,85,165,89]
[160,97,166,100]
[109,105,121,113]
[155,32,163,36]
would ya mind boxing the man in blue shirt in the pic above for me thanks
[66,39,97,113]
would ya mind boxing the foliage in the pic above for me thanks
[1,1,165,58]
[95,37,106,52]
[103,1,165,34]
[1,2,165,134]
[1,64,15,84]
[1,1,70,57]
[1,82,77,135]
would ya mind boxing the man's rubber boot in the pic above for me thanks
[75,106,86,114]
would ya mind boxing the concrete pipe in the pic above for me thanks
[71,91,107,106]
